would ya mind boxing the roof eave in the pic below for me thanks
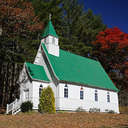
[59,80,119,92]
[31,78,50,83]
[42,34,58,38]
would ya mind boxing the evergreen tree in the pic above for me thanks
[0,0,107,108]
[30,0,63,30]
[30,0,106,57]
[60,0,106,57]
[0,0,42,107]
[39,86,56,113]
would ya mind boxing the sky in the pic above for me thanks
[81,0,128,33]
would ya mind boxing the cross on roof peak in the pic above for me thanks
[49,13,52,21]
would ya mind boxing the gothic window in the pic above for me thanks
[107,92,110,102]
[39,84,43,97]
[64,84,68,98]
[95,90,98,101]
[80,86,84,100]
[80,90,84,100]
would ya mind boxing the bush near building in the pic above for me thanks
[39,86,56,114]
[21,101,33,113]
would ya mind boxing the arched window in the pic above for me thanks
[80,86,84,100]
[64,84,68,98]
[107,92,110,102]
[95,90,98,101]
[39,84,43,97]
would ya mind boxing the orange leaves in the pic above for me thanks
[93,27,128,50]
[0,0,43,37]
[0,0,19,6]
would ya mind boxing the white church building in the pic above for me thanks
[6,20,119,114]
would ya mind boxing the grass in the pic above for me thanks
[0,112,128,128]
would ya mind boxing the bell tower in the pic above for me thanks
[41,14,59,57]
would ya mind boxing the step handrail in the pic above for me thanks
[6,99,21,114]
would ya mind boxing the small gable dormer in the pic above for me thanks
[41,20,59,57]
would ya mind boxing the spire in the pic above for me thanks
[42,14,58,38]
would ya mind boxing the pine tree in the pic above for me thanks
[0,0,42,107]
[60,0,106,57]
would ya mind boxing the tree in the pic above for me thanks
[59,1,106,57]
[92,27,128,106]
[0,0,107,108]
[30,0,106,57]
[0,0,43,107]
[39,86,56,113]
[30,0,62,29]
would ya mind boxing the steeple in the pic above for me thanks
[41,14,59,57]
[42,20,58,38]
[42,14,58,38]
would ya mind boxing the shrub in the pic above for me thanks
[21,101,33,112]
[89,108,100,113]
[76,107,86,112]
[38,86,56,114]
[108,110,115,114]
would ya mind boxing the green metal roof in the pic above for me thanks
[42,43,118,92]
[25,62,50,82]
[42,20,58,38]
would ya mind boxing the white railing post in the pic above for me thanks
[6,98,22,115]
[12,103,14,115]
[6,104,8,114]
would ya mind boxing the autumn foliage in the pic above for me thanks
[92,27,128,105]
[93,27,128,49]
[0,0,43,107]
[0,0,43,37]
[92,27,128,72]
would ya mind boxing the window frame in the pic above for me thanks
[95,90,98,102]
[107,92,110,102]
[80,90,84,100]
[64,84,68,98]
[39,84,43,97]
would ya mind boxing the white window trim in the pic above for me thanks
[64,84,68,98]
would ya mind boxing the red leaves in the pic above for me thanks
[93,27,128,50]
[92,27,128,92]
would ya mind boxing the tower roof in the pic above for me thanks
[42,20,58,38]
